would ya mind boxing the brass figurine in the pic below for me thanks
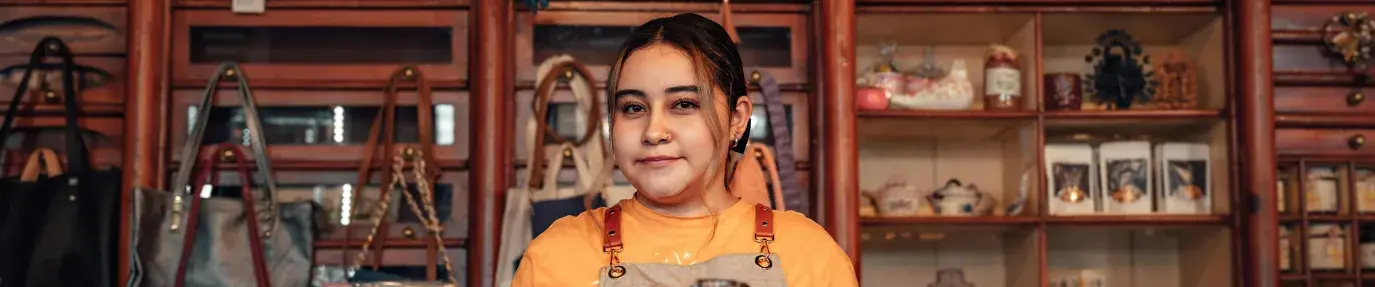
[1151,51,1198,109]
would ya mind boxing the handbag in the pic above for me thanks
[345,147,458,286]
[729,143,786,210]
[0,36,123,287]
[754,71,805,214]
[496,56,613,287]
[130,62,317,287]
[336,66,454,284]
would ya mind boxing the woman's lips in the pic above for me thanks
[636,156,682,168]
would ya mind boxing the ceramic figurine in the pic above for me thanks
[1151,51,1198,109]
[868,175,931,217]
[1084,29,1157,110]
[925,179,999,216]
[1044,73,1082,111]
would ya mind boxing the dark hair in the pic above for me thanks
[605,13,750,153]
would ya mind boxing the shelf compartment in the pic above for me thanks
[1044,118,1231,216]
[860,227,1038,287]
[183,170,470,241]
[859,117,1039,218]
[517,11,808,85]
[1277,129,1375,158]
[1041,12,1226,111]
[856,13,1038,112]
[170,89,468,163]
[0,7,127,55]
[172,10,468,87]
[0,56,125,108]
[1275,87,1375,117]
[1046,226,1233,287]
[0,116,122,169]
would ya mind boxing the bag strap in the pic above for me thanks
[169,62,279,238]
[745,143,786,211]
[529,59,602,189]
[352,67,439,269]
[0,37,89,173]
[173,144,272,287]
[755,71,804,213]
[20,148,61,181]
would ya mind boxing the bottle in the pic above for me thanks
[983,45,1022,111]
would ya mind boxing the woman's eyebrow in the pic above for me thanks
[613,89,646,100]
[665,85,699,94]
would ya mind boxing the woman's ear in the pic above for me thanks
[730,95,754,139]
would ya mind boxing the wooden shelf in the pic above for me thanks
[861,216,1039,226]
[1277,115,1375,128]
[1045,214,1228,225]
[1043,109,1223,120]
[858,109,1038,120]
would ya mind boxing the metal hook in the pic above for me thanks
[402,67,417,81]
[402,147,419,162]
[219,149,236,162]
[750,71,762,85]
[560,67,575,82]
[223,68,237,79]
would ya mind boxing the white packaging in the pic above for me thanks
[1308,224,1347,270]
[1099,141,1153,214]
[1046,144,1098,215]
[1356,168,1375,213]
[1306,167,1340,214]
[1155,143,1212,214]
[1280,226,1292,272]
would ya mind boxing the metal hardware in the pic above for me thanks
[402,227,416,238]
[1350,134,1367,150]
[1350,92,1366,107]
[607,265,626,278]
[224,68,236,78]
[220,149,236,162]
[401,147,418,162]
[750,71,762,84]
[754,254,773,269]
[562,68,574,82]
[401,67,416,80]
[41,90,59,103]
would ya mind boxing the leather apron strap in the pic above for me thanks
[600,203,778,280]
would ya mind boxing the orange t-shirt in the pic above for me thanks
[512,198,858,287]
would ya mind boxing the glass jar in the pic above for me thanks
[983,45,1022,111]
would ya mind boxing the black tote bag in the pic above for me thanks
[0,37,123,287]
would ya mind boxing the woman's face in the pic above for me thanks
[610,44,749,204]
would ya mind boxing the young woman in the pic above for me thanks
[511,13,858,287]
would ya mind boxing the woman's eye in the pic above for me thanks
[671,100,699,110]
[621,103,646,114]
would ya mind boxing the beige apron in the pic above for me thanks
[597,204,788,287]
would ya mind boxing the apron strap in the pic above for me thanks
[753,204,774,243]
[601,205,624,253]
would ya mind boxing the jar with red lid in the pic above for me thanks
[983,45,1022,111]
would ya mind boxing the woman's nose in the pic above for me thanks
[641,112,671,145]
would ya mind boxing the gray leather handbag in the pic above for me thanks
[128,62,317,287]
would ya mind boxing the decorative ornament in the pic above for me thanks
[911,45,947,79]
[1084,29,1157,110]
[1151,51,1198,109]
[1057,165,1088,203]
[1322,12,1375,69]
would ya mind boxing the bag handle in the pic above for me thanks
[169,63,280,238]
[0,37,89,173]
[529,58,603,190]
[745,143,786,211]
[754,71,804,212]
[351,67,440,268]
[20,148,61,181]
[352,147,458,285]
[173,144,272,287]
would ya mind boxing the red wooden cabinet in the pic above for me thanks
[172,10,470,88]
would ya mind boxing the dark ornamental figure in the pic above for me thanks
[1084,29,1157,110]
[1322,12,1375,69]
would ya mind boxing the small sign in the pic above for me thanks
[233,0,265,14]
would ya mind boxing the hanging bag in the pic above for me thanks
[0,36,123,287]
[496,56,614,287]
[342,147,458,286]
[729,143,786,210]
[130,63,316,287]
[753,71,804,213]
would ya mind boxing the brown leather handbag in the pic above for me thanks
[344,66,452,282]
[729,143,787,211]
